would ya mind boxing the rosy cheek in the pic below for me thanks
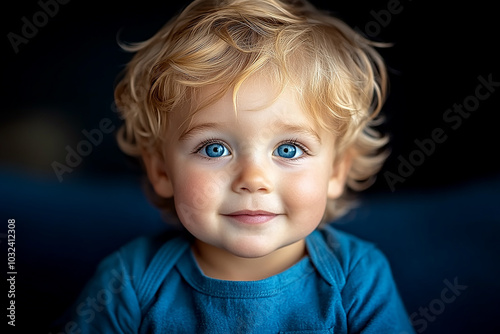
[284,171,328,216]
[176,174,203,208]
[173,166,224,214]
[173,173,207,230]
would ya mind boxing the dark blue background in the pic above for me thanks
[1,0,499,332]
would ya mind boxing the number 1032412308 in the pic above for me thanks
[7,218,16,327]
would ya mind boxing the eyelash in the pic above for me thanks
[192,138,311,159]
[192,138,231,158]
[275,139,311,160]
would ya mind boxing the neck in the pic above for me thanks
[191,239,307,281]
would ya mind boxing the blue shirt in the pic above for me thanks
[63,225,415,333]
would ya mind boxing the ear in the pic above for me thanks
[327,152,352,199]
[141,150,174,198]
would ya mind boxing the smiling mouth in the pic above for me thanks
[223,210,278,224]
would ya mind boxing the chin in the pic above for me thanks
[224,239,279,259]
[228,249,274,259]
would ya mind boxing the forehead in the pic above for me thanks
[172,74,321,133]
[192,73,283,114]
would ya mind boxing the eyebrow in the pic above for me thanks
[178,121,322,143]
[275,123,322,144]
[178,122,222,141]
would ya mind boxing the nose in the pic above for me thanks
[231,158,273,194]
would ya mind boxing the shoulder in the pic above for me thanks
[95,230,189,288]
[316,227,415,332]
[116,231,177,265]
[308,224,390,286]
[321,224,384,266]
[60,232,191,332]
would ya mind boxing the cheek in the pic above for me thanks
[283,169,328,220]
[175,170,210,209]
[172,166,224,221]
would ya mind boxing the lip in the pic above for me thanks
[223,210,279,224]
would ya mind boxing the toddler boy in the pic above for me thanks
[64,0,415,332]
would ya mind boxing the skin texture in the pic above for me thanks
[142,75,351,281]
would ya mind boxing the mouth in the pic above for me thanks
[223,210,279,224]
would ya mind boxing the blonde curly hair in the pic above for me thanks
[114,0,389,225]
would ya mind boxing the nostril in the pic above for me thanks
[233,176,272,194]
[231,161,273,194]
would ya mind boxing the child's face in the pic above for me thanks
[146,75,349,259]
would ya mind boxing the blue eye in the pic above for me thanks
[200,143,230,158]
[273,144,304,159]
